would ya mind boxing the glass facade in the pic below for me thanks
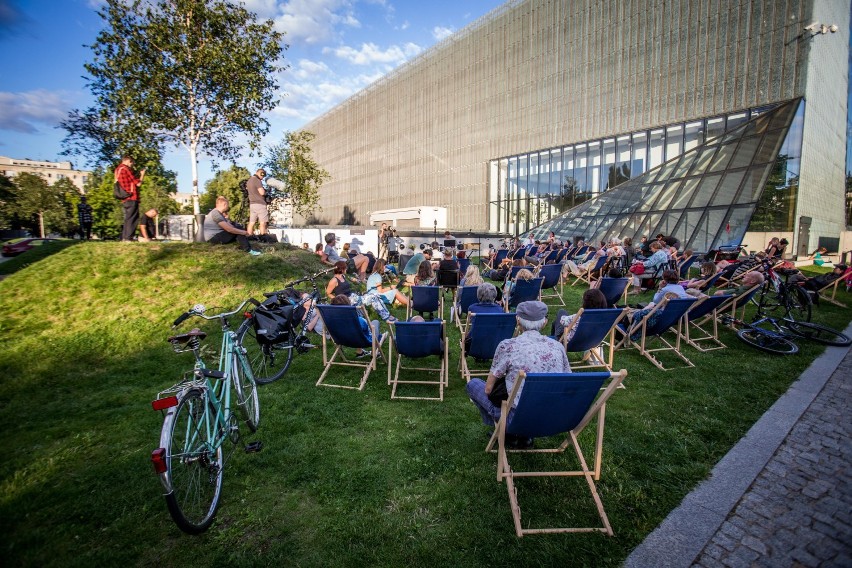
[527,99,801,252]
[489,101,804,237]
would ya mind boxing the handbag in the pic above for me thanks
[628,263,645,275]
[113,181,131,200]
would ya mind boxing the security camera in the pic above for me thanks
[803,22,818,33]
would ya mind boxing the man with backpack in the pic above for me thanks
[114,156,145,241]
[245,168,269,237]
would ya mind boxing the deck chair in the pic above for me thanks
[720,283,763,323]
[316,304,385,391]
[615,297,696,371]
[540,249,560,264]
[504,277,544,311]
[453,285,479,331]
[536,263,565,306]
[485,369,628,537]
[459,312,517,382]
[387,320,448,401]
[489,249,509,268]
[697,270,725,293]
[560,308,627,372]
[678,255,698,279]
[598,277,630,308]
[436,269,460,304]
[458,257,471,274]
[553,248,569,264]
[814,268,852,307]
[407,285,443,321]
[570,256,607,287]
[680,295,728,352]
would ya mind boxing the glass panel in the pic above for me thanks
[706,116,725,141]
[574,144,588,194]
[710,170,746,207]
[589,141,601,193]
[666,124,683,161]
[708,141,737,172]
[729,137,759,169]
[725,112,748,132]
[632,132,648,174]
[688,147,718,177]
[690,174,723,209]
[649,129,665,169]
[684,121,704,152]
[528,154,538,198]
[652,180,681,211]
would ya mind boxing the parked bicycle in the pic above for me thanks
[239,267,334,385]
[151,300,263,534]
[755,260,812,322]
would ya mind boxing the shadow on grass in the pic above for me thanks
[0,240,81,276]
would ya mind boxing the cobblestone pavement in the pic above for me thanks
[691,351,852,567]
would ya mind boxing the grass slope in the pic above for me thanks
[0,242,849,567]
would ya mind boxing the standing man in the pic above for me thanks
[139,209,158,241]
[115,156,145,241]
[77,196,93,240]
[204,196,261,256]
[245,168,268,237]
[378,222,390,260]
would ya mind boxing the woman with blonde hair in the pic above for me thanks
[459,265,484,287]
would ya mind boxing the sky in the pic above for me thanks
[0,0,503,192]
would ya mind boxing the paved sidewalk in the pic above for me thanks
[625,323,852,568]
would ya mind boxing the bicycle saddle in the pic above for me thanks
[168,328,207,344]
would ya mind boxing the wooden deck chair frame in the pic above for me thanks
[503,277,544,312]
[453,285,480,332]
[571,256,607,287]
[815,271,850,307]
[597,277,630,308]
[406,285,444,321]
[720,283,763,325]
[560,308,627,372]
[387,320,448,401]
[615,297,696,371]
[536,263,565,306]
[316,304,385,391]
[458,312,518,382]
[485,369,628,537]
[680,295,728,352]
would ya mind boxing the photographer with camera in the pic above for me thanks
[245,168,269,237]
[378,222,390,260]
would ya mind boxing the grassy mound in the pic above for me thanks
[0,242,848,567]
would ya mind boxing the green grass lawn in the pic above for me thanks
[0,242,849,567]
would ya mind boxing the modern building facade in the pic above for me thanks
[302,0,849,255]
[0,156,91,192]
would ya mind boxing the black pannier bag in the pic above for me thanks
[252,290,305,345]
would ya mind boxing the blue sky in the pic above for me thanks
[0,0,502,191]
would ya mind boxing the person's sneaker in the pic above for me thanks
[356,350,371,359]
[248,250,262,256]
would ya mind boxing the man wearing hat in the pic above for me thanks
[465,300,570,449]
[789,263,849,297]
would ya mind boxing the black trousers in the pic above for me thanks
[121,200,139,241]
[207,230,251,251]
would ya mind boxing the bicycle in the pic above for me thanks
[238,267,334,385]
[753,259,812,322]
[150,300,263,534]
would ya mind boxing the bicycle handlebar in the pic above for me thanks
[172,299,256,328]
[263,267,335,298]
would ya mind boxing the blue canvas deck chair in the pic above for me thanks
[457,257,471,274]
[407,285,443,321]
[459,312,517,382]
[503,277,544,311]
[488,248,509,268]
[598,277,630,308]
[720,283,763,326]
[679,295,728,352]
[485,369,628,537]
[387,320,448,401]
[559,308,627,372]
[615,297,697,371]
[570,255,607,287]
[316,304,386,391]
[678,255,698,279]
[536,263,565,306]
[453,285,479,331]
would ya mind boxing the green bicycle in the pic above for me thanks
[150,300,262,534]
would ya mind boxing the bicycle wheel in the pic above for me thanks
[784,321,852,346]
[784,286,811,323]
[236,318,293,385]
[160,389,223,534]
[737,328,799,355]
[233,353,260,432]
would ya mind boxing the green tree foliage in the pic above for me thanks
[201,166,251,221]
[0,174,20,230]
[66,0,285,216]
[7,173,73,237]
[261,131,330,218]
[83,169,122,240]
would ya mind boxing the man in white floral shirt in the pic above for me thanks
[465,300,570,448]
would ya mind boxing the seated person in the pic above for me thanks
[683,261,717,295]
[366,259,409,307]
[648,269,691,306]
[203,196,260,255]
[437,248,459,272]
[788,263,848,292]
[329,294,380,358]
[139,208,158,241]
[468,282,504,316]
[465,301,570,449]
[551,288,607,340]
[591,266,623,289]
[629,241,669,293]
[715,271,765,297]
[414,259,436,286]
[483,257,513,281]
[459,265,484,288]
[504,268,535,305]
[340,239,370,282]
[403,249,432,283]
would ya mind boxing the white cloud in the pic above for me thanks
[0,90,70,133]
[291,59,331,79]
[274,0,359,44]
[324,41,420,65]
[273,70,385,122]
[432,25,454,41]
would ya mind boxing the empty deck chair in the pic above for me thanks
[559,308,627,371]
[616,297,697,371]
[536,263,565,306]
[678,255,698,279]
[387,320,448,401]
[436,269,460,303]
[453,285,479,330]
[457,257,471,274]
[504,277,544,311]
[680,295,729,352]
[597,277,630,308]
[316,304,385,391]
[407,285,443,321]
[459,312,517,382]
[485,369,628,537]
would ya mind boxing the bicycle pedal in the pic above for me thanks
[244,441,263,453]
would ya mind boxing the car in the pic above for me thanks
[1,238,55,257]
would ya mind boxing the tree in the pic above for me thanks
[8,173,72,237]
[261,131,330,218]
[65,0,285,215]
[200,165,251,222]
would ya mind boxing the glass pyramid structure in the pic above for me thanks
[530,99,800,252]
